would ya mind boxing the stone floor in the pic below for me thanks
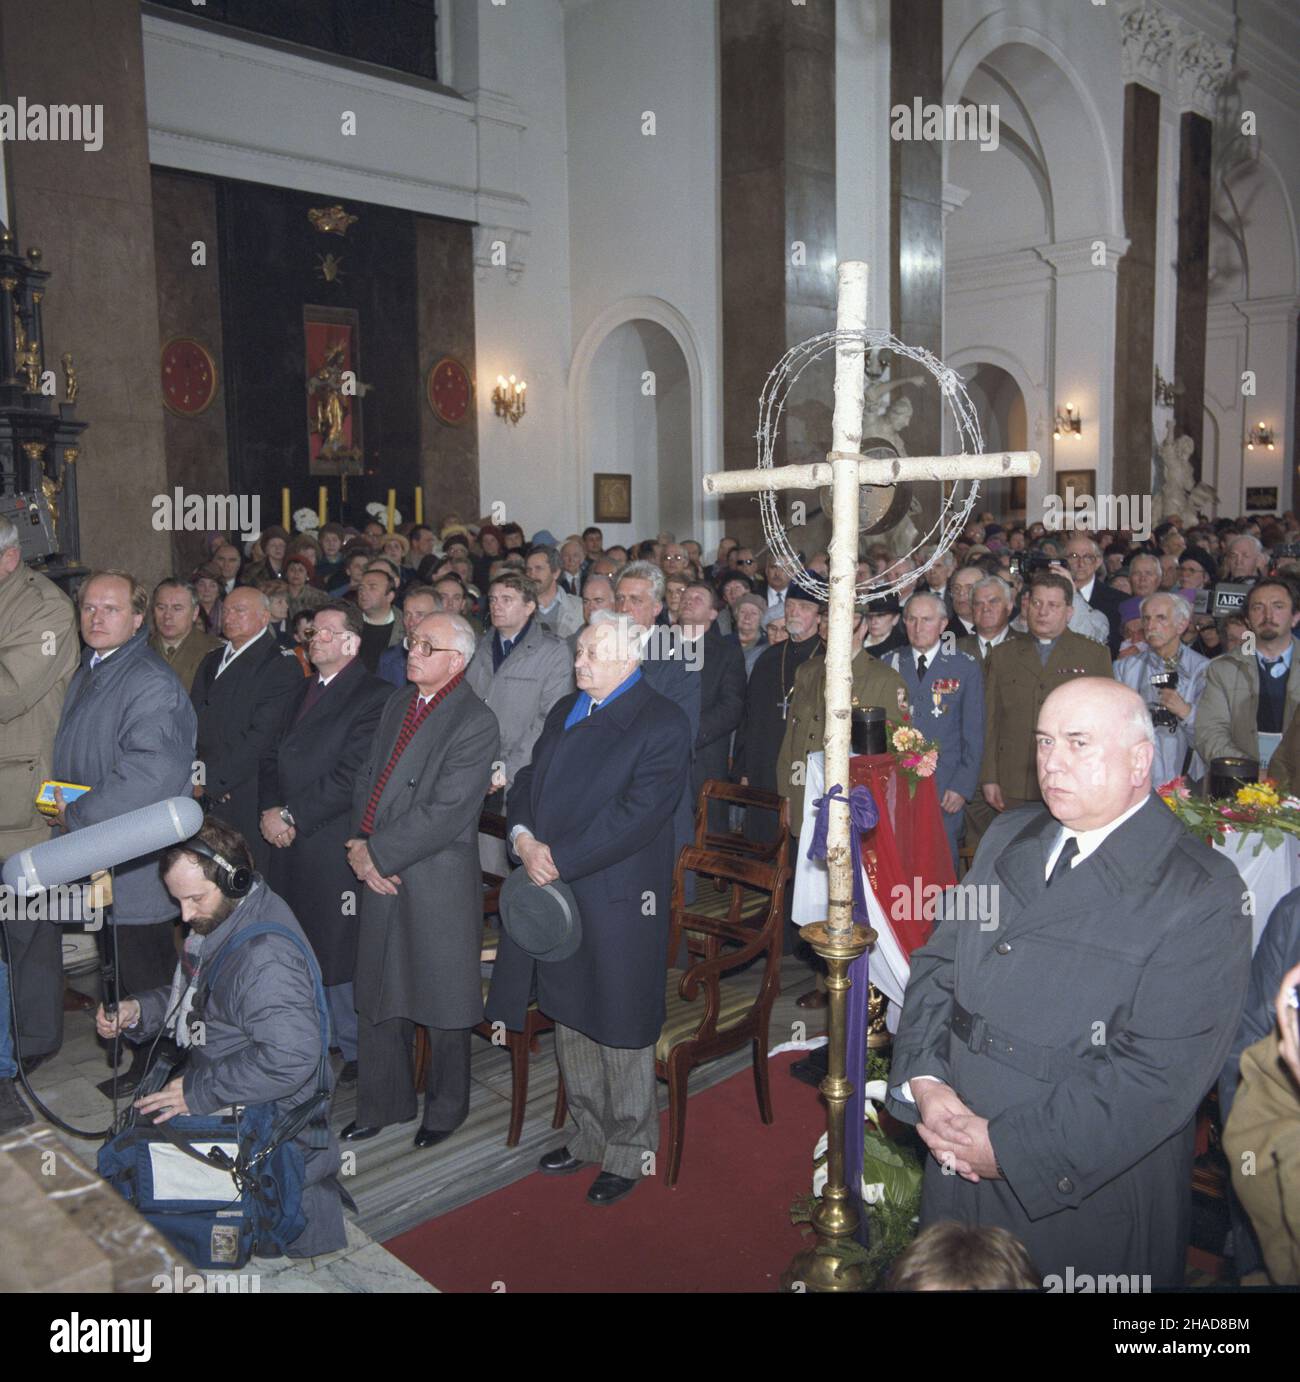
[22,973,436,1294]
[25,952,825,1292]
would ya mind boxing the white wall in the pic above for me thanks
[942,2,1127,518]
[836,0,892,330]
[563,0,720,547]
[467,0,574,540]
[582,319,690,549]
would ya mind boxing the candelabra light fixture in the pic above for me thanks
[492,373,527,425]
[1246,422,1275,451]
[1053,403,1082,441]
[1153,367,1181,408]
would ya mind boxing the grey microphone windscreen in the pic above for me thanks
[2,796,205,896]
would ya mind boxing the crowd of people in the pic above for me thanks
[1,500,1299,1283]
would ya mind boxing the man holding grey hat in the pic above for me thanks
[486,611,692,1206]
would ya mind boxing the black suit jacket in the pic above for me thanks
[691,624,746,797]
[1080,578,1124,656]
[257,658,392,984]
[191,629,304,872]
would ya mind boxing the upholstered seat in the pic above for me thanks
[655,967,754,1063]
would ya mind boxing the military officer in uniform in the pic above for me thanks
[979,572,1111,818]
[884,591,983,868]
[778,604,908,838]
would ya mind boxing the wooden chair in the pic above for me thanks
[692,780,789,866]
[413,809,568,1146]
[655,843,791,1187]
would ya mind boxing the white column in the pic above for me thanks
[1036,236,1129,501]
[1239,296,1300,514]
[835,0,891,331]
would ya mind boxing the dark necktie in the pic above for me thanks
[916,653,928,679]
[1047,836,1080,886]
[294,678,327,726]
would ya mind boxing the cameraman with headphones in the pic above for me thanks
[95,817,345,1259]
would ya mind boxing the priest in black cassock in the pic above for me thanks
[731,581,825,844]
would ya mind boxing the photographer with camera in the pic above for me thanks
[1113,593,1209,786]
[1195,578,1300,774]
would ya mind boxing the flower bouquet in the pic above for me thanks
[1157,776,1300,857]
[887,719,939,800]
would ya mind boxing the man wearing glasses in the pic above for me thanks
[343,611,500,1147]
[1063,535,1123,656]
[258,601,391,1082]
[466,572,574,808]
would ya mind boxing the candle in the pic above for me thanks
[414,486,423,525]
[281,487,290,532]
[386,489,396,533]
[318,485,327,527]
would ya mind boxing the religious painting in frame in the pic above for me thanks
[1246,486,1278,512]
[1049,469,1088,522]
[594,472,632,524]
[304,305,364,476]
[1055,470,1094,502]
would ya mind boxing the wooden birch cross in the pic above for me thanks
[702,261,1040,941]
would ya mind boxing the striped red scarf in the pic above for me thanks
[359,672,464,835]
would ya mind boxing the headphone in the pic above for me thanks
[185,838,253,898]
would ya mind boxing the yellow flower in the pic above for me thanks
[1236,784,1279,810]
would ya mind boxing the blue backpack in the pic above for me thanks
[97,922,332,1270]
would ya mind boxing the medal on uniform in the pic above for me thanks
[931,678,959,718]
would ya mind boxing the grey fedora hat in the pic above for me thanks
[498,866,583,963]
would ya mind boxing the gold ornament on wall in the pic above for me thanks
[316,252,344,284]
[61,352,77,402]
[308,204,358,236]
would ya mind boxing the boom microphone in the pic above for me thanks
[2,796,205,896]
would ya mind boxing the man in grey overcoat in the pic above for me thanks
[465,570,573,808]
[887,678,1251,1286]
[342,612,499,1147]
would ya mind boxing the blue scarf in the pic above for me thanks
[564,669,642,730]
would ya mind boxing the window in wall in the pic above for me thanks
[149,0,439,83]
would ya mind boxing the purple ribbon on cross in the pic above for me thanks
[806,783,879,926]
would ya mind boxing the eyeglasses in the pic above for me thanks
[1066,553,1099,564]
[302,626,354,642]
[663,553,688,564]
[403,637,460,657]
[735,557,756,566]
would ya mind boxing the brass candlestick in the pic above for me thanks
[782,917,874,1294]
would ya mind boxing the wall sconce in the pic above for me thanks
[1246,422,1275,451]
[492,374,527,425]
[1053,403,1082,441]
[1153,367,1181,408]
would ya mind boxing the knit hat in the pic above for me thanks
[735,592,767,620]
[784,579,825,609]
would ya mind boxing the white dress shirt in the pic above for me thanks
[215,625,268,678]
[978,625,1012,659]
[897,794,1150,1105]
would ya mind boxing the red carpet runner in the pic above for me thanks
[385,1051,826,1293]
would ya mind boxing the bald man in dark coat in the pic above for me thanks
[887,678,1250,1287]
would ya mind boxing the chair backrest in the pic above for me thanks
[693,780,789,868]
[668,844,789,964]
[479,808,508,910]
